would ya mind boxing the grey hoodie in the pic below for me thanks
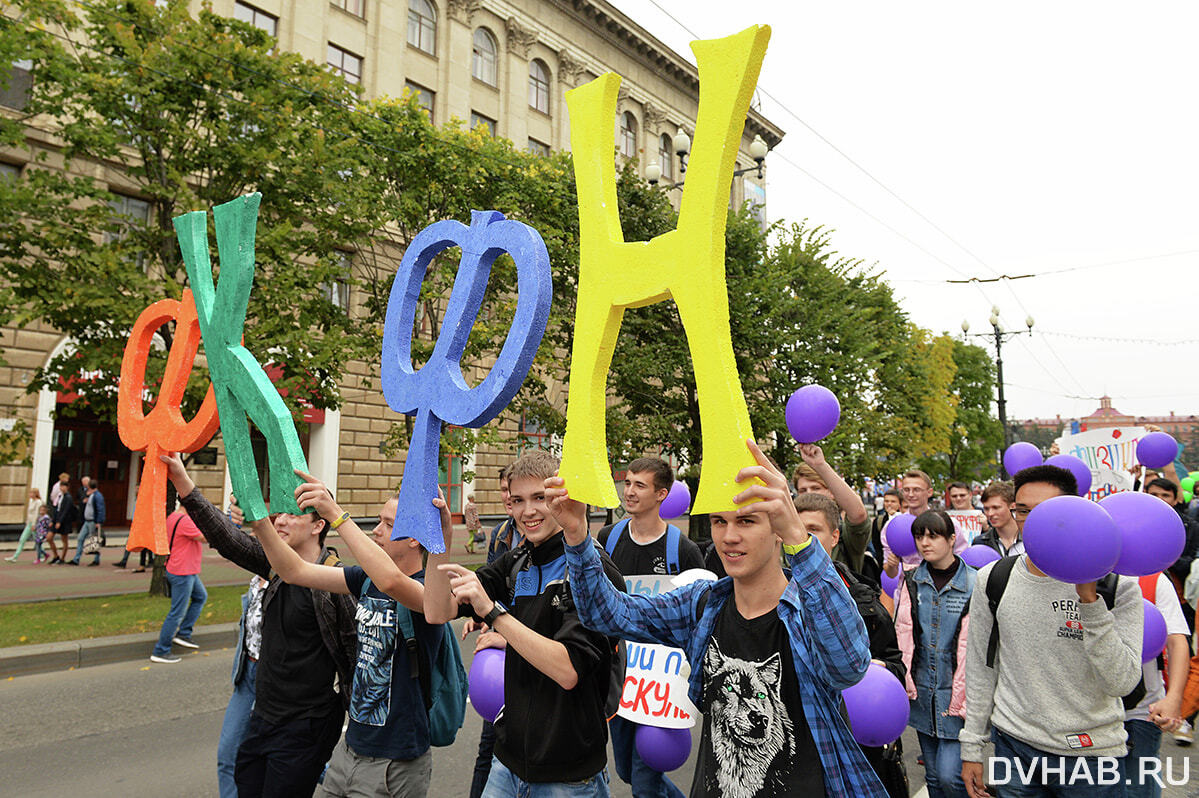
[960,556,1143,762]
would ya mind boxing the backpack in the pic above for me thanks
[984,556,1146,710]
[603,518,683,575]
[505,547,626,719]
[359,577,468,747]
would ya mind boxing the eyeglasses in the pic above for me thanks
[1012,507,1032,518]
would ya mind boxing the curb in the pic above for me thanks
[0,622,238,678]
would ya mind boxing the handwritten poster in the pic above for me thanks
[1054,426,1145,502]
[947,510,986,544]
[617,569,716,729]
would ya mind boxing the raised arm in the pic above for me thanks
[249,517,349,595]
[423,495,460,625]
[799,443,868,524]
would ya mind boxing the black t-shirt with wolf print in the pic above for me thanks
[693,598,826,798]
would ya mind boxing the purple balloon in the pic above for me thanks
[659,480,692,520]
[962,544,1001,569]
[469,648,506,723]
[634,724,692,773]
[1137,432,1180,470]
[1023,495,1120,584]
[785,385,840,444]
[884,514,917,558]
[1100,491,1187,577]
[880,567,902,598]
[1143,599,1167,663]
[1045,454,1093,497]
[1003,442,1043,476]
[842,662,910,746]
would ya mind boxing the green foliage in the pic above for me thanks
[917,337,1003,483]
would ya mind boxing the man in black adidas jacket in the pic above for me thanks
[425,450,626,796]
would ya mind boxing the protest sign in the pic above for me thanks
[947,510,986,544]
[616,569,716,729]
[1054,426,1146,502]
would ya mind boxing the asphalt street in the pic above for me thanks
[3,635,1196,797]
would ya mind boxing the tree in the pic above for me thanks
[917,338,1002,483]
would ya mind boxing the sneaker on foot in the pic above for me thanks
[173,636,200,650]
[1175,721,1193,746]
[87,561,100,566]
[112,562,126,568]
[149,653,181,664]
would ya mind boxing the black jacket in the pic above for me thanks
[53,492,75,534]
[833,561,905,683]
[974,525,1021,557]
[1170,506,1199,587]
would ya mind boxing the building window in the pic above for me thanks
[658,133,673,181]
[527,138,550,158]
[472,28,497,86]
[321,252,351,311]
[106,192,152,270]
[233,1,277,36]
[619,111,638,160]
[470,112,495,136]
[528,59,550,114]
[405,81,434,121]
[334,0,364,18]
[0,59,33,110]
[407,0,436,55]
[0,162,20,181]
[518,413,551,452]
[327,44,362,85]
[439,453,463,514]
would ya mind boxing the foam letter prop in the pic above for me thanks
[118,290,221,554]
[175,193,309,521]
[382,210,551,552]
[560,25,769,511]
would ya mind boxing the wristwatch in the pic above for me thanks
[483,602,509,626]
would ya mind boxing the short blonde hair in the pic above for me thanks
[792,462,827,489]
[508,450,559,484]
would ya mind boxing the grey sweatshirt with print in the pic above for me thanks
[959,556,1143,762]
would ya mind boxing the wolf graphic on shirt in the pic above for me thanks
[704,641,796,798]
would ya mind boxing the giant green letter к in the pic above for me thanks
[175,193,307,521]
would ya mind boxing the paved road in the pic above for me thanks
[3,630,1196,797]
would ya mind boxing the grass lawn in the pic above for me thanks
[0,585,246,648]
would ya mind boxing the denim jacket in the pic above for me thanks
[894,559,976,739]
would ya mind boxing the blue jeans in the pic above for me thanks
[917,730,967,798]
[71,521,100,564]
[1121,719,1163,798]
[470,720,498,798]
[217,658,257,798]
[153,572,207,656]
[609,716,685,798]
[990,729,1126,797]
[481,756,609,798]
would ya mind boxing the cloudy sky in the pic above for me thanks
[609,0,1198,422]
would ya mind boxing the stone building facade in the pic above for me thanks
[0,0,783,529]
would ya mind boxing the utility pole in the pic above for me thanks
[962,307,1034,477]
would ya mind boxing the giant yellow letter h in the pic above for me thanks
[560,25,770,511]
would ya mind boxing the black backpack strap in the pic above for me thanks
[694,586,712,622]
[984,555,1020,668]
[904,571,921,652]
[504,547,531,605]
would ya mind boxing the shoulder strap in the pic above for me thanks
[605,518,631,557]
[505,546,532,604]
[984,555,1020,668]
[904,571,921,650]
[665,523,681,574]
[1096,574,1119,610]
[167,514,184,552]
[694,585,712,622]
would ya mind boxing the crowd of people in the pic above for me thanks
[8,440,1199,798]
[6,472,108,565]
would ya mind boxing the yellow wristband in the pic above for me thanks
[782,537,813,556]
[330,510,351,530]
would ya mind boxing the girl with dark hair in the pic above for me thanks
[894,510,978,798]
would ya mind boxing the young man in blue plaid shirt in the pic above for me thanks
[546,439,888,798]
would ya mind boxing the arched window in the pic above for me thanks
[658,133,673,181]
[407,0,436,55]
[528,59,550,114]
[472,28,497,86]
[619,112,638,160]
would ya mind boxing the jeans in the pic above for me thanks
[71,521,100,564]
[153,572,207,656]
[470,720,498,798]
[609,716,685,798]
[916,730,966,798]
[217,658,258,798]
[990,729,1126,797]
[481,756,609,798]
[1121,719,1163,798]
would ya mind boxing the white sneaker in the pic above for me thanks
[172,636,199,649]
[149,653,181,664]
[1174,720,1193,746]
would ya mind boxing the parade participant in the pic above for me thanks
[976,482,1023,557]
[894,510,975,798]
[548,439,886,797]
[883,471,968,577]
[792,443,872,574]
[160,453,357,798]
[425,450,625,798]
[596,457,703,798]
[870,488,902,562]
[798,492,909,797]
[946,482,973,512]
[265,474,451,798]
[960,465,1143,798]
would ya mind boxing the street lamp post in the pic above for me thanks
[647,133,769,189]
[962,307,1034,475]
